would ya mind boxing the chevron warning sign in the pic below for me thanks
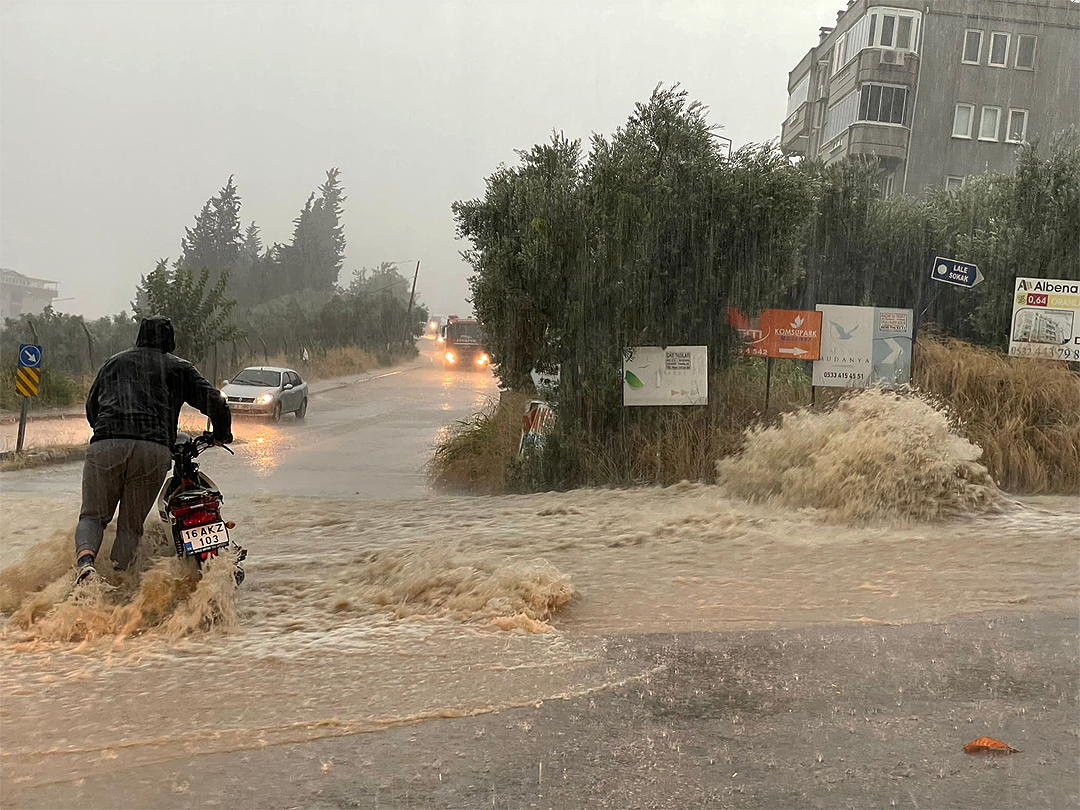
[15,367,40,397]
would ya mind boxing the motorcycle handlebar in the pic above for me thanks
[185,433,234,457]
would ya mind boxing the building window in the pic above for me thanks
[867,8,920,52]
[963,30,983,64]
[1006,109,1029,143]
[979,106,1001,141]
[787,73,810,118]
[989,32,1010,67]
[823,89,860,143]
[832,34,847,74]
[896,15,913,49]
[946,176,965,193]
[952,104,974,138]
[1015,35,1037,69]
[880,14,895,47]
[858,83,907,124]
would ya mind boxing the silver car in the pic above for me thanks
[221,366,309,422]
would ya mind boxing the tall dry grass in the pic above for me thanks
[429,361,815,492]
[427,392,525,494]
[430,340,1079,496]
[913,336,1079,494]
[243,346,389,385]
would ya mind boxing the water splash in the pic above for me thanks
[1,522,239,643]
[326,548,574,632]
[716,389,1005,522]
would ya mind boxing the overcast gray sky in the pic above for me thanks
[1,0,838,319]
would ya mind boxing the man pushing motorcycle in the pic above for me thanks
[75,316,232,584]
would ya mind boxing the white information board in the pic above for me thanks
[623,346,708,406]
[813,305,913,388]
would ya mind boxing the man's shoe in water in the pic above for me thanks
[76,559,99,586]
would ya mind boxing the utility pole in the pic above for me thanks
[405,260,421,345]
[406,260,421,318]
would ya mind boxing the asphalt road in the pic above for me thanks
[10,616,1077,810]
[0,339,500,498]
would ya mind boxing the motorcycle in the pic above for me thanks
[155,431,246,586]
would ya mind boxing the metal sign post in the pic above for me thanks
[16,398,29,452]
[15,343,43,452]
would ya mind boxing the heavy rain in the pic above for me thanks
[1,2,1078,809]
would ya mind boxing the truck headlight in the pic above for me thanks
[445,352,456,363]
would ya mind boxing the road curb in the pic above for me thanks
[0,411,83,425]
[0,360,433,425]
[308,360,430,397]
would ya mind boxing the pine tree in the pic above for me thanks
[241,221,263,260]
[317,167,347,287]
[176,176,243,289]
[279,168,347,294]
[230,221,264,304]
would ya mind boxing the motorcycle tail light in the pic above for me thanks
[173,501,221,527]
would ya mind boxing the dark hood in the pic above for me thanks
[136,316,176,353]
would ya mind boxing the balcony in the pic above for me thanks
[821,122,909,167]
[781,102,811,155]
[848,123,909,164]
[855,48,918,88]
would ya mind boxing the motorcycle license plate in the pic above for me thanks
[181,522,231,553]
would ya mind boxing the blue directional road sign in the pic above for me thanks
[18,344,43,368]
[931,256,984,289]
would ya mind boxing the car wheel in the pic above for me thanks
[272,402,282,423]
[295,398,308,420]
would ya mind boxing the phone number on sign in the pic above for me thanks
[1010,345,1080,360]
[821,371,866,380]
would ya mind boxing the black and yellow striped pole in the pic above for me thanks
[15,343,43,453]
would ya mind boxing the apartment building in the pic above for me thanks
[780,0,1080,194]
[0,268,59,323]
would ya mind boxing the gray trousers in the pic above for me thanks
[75,439,173,569]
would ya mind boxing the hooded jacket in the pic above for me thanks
[85,316,232,448]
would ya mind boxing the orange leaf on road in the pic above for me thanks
[964,736,1019,755]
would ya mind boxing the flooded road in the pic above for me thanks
[2,342,499,498]
[1,349,1077,809]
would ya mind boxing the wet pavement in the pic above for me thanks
[1,341,499,498]
[8,616,1077,810]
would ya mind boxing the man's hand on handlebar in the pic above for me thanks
[199,431,234,447]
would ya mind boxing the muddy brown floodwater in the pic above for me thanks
[1,484,1077,801]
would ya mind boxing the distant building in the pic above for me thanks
[780,0,1080,194]
[1,268,59,323]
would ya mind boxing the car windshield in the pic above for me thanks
[230,369,281,387]
[448,323,482,341]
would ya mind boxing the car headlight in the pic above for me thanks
[256,393,274,404]
[445,352,456,363]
